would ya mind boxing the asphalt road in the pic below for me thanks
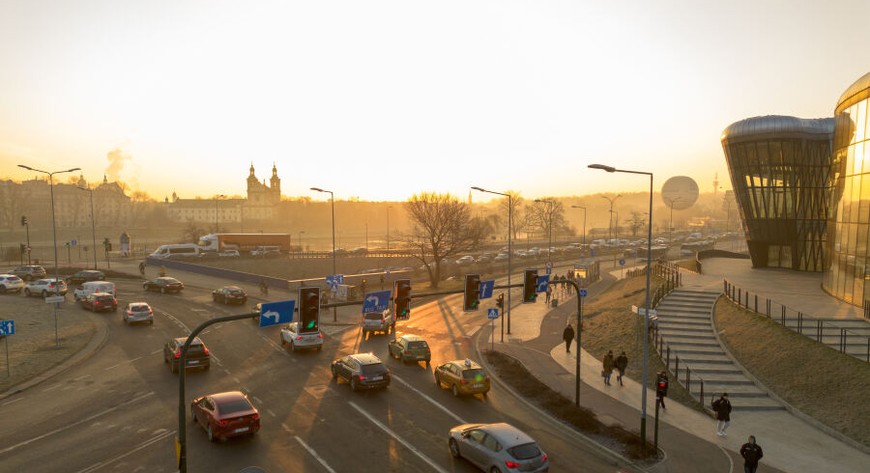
[0,277,625,473]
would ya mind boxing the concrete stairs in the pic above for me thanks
[654,289,786,412]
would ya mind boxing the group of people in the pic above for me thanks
[601,350,628,386]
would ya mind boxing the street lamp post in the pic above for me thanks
[18,164,81,349]
[298,230,305,252]
[666,196,682,257]
[310,187,337,322]
[472,187,512,337]
[76,185,98,269]
[386,206,392,252]
[601,194,621,245]
[534,199,556,264]
[571,205,587,246]
[589,163,653,452]
[22,216,31,265]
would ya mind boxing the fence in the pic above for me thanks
[723,280,870,363]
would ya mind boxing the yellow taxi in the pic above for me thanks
[433,358,490,397]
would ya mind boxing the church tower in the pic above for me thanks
[270,163,281,201]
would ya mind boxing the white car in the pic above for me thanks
[123,302,154,325]
[280,322,324,352]
[493,253,510,262]
[0,274,25,294]
[24,278,68,297]
[218,249,240,257]
[455,256,475,265]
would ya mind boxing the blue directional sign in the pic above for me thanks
[479,279,495,300]
[536,274,550,293]
[259,300,295,328]
[580,289,588,297]
[362,290,392,313]
[487,308,499,320]
[326,274,344,288]
[0,320,15,336]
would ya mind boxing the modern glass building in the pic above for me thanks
[823,73,870,306]
[721,116,835,272]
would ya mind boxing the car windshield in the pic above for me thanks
[508,442,542,460]
[217,399,253,415]
[360,363,386,376]
[462,369,487,381]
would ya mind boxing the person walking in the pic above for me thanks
[562,323,575,353]
[138,261,146,276]
[713,393,732,436]
[602,350,615,385]
[545,284,552,304]
[655,371,669,409]
[740,435,764,473]
[614,351,628,386]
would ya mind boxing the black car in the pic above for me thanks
[212,285,248,305]
[331,353,391,391]
[66,270,105,285]
[163,337,210,373]
[144,277,184,294]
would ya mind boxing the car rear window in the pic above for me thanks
[187,344,206,355]
[218,399,254,415]
[364,313,383,320]
[131,305,149,312]
[407,341,428,349]
[361,363,387,376]
[462,369,486,380]
[508,442,542,460]
[96,296,114,302]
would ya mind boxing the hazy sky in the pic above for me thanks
[2,0,869,202]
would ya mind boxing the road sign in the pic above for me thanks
[362,290,392,313]
[487,308,499,320]
[536,274,550,293]
[631,305,657,317]
[580,289,588,297]
[545,261,553,275]
[619,258,625,266]
[479,279,495,300]
[326,274,344,288]
[0,320,14,336]
[44,295,64,303]
[259,300,295,328]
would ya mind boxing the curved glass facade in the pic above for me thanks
[823,73,870,306]
[721,116,834,271]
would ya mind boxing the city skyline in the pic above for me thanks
[2,1,869,201]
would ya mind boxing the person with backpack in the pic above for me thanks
[712,393,732,437]
[740,435,764,473]
[655,371,669,409]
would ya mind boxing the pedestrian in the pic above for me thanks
[656,371,669,409]
[562,323,575,353]
[602,350,614,385]
[138,261,146,276]
[712,393,732,437]
[615,351,628,386]
[545,284,552,304]
[740,435,764,473]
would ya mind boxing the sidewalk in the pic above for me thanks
[478,258,870,473]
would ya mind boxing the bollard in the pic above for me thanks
[754,294,758,312]
[700,378,705,406]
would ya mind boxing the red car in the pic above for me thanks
[80,292,118,312]
[191,391,260,442]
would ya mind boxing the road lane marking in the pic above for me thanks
[391,375,466,424]
[74,429,177,473]
[41,383,61,393]
[0,391,155,455]
[348,401,450,473]
[267,409,276,418]
[294,435,337,473]
[1,397,23,407]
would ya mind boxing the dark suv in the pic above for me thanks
[331,353,391,391]
[66,270,105,285]
[11,265,46,281]
[163,337,210,373]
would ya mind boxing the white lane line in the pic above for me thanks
[391,375,466,424]
[252,396,263,405]
[0,391,155,455]
[150,349,162,355]
[294,435,337,473]
[267,409,276,418]
[1,397,23,407]
[128,356,142,363]
[73,375,92,382]
[104,364,120,371]
[718,445,734,473]
[75,430,176,473]
[41,384,61,393]
[348,401,450,473]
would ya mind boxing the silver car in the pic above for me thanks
[448,423,549,472]
[361,309,394,336]
[279,322,323,352]
[0,274,25,294]
[123,302,154,325]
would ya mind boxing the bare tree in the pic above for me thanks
[181,220,207,244]
[399,192,485,288]
[499,191,526,240]
[628,211,647,237]
[527,198,565,247]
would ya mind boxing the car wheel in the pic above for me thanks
[452,384,460,397]
[160,287,166,294]
[143,284,149,291]
[149,320,154,325]
[280,336,287,347]
[434,373,441,387]
[41,290,48,297]
[191,408,198,424]
[489,468,501,473]
[350,378,359,392]
[24,289,31,297]
[207,424,216,442]
[203,363,210,371]
[317,345,322,351]
[0,286,6,294]
[449,438,461,458]
[331,366,338,380]
[290,342,296,353]
[92,305,96,312]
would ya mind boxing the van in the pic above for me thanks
[250,246,281,256]
[74,281,116,301]
[149,244,201,259]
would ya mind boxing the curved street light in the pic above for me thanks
[570,205,587,246]
[76,185,98,269]
[311,187,337,322]
[471,186,512,337]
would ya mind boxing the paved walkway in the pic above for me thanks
[476,257,869,473]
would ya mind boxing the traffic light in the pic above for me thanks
[463,274,481,312]
[20,215,27,226]
[523,269,538,303]
[496,293,504,309]
[298,287,320,332]
[393,279,411,320]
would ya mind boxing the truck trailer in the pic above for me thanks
[198,233,293,254]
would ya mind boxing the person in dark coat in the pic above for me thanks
[602,350,615,385]
[655,371,669,409]
[740,435,763,473]
[562,323,575,353]
[713,393,732,436]
[614,351,628,386]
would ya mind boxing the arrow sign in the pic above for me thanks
[259,300,295,328]
[0,320,14,336]
[326,274,344,288]
[487,308,499,320]
[362,290,392,313]
[536,274,550,293]
[479,279,495,300]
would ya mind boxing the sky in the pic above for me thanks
[2,0,869,202]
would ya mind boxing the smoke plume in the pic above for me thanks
[105,148,131,181]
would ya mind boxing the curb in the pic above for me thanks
[471,324,655,473]
[0,312,110,400]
